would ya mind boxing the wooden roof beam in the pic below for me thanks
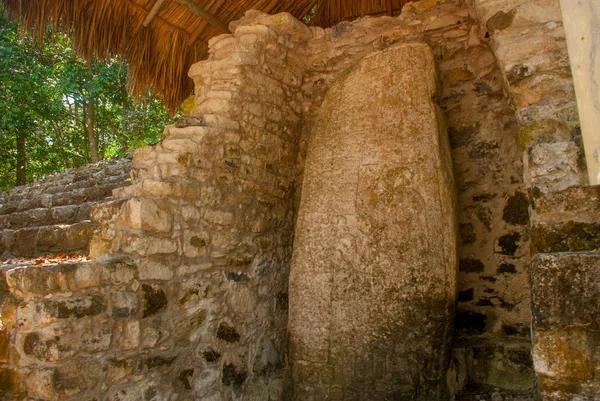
[143,0,167,27]
[121,0,190,36]
[187,0,227,45]
[175,0,231,33]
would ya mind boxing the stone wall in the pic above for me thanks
[0,156,132,259]
[3,0,596,399]
[467,0,600,399]
[88,15,310,400]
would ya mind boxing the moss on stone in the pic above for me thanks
[486,9,516,36]
[518,120,570,148]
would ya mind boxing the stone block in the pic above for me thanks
[531,253,600,399]
[39,294,106,319]
[531,222,600,253]
[120,235,178,257]
[533,330,599,398]
[111,291,139,317]
[50,205,79,224]
[138,260,174,281]
[25,360,102,400]
[100,260,138,285]
[533,185,600,224]
[526,141,583,192]
[142,284,168,318]
[123,198,172,233]
[458,340,535,391]
[37,221,95,254]
[13,228,38,258]
[90,199,126,224]
[531,253,600,331]
[119,320,141,351]
[6,263,81,296]
[0,327,9,363]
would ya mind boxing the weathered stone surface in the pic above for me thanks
[531,222,600,253]
[0,156,131,259]
[454,338,535,391]
[533,185,600,224]
[530,253,600,400]
[288,43,457,400]
[531,253,600,331]
[0,1,574,399]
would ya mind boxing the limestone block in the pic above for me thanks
[530,253,600,400]
[90,199,126,224]
[122,197,172,233]
[526,141,583,192]
[288,42,458,400]
[533,185,600,224]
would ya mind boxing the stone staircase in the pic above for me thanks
[0,156,132,260]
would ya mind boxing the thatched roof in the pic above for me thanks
[1,0,414,111]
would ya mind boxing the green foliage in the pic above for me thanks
[0,12,173,190]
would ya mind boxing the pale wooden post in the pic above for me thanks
[560,0,600,185]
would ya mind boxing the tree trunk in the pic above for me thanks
[16,135,26,186]
[87,99,100,163]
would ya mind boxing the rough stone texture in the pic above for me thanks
[530,253,600,400]
[0,1,555,399]
[299,2,532,380]
[288,42,457,401]
[467,0,585,188]
[0,155,132,258]
[467,1,600,399]
[89,14,310,401]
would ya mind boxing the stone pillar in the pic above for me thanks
[288,42,458,401]
[467,1,600,399]
[559,0,600,185]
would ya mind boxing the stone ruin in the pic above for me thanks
[0,0,599,400]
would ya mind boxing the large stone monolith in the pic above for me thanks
[287,42,458,401]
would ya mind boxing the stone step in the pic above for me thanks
[0,182,128,217]
[455,385,534,401]
[0,203,92,229]
[90,199,127,225]
[531,185,600,253]
[532,185,600,223]
[452,336,535,393]
[0,222,95,259]
[530,252,600,399]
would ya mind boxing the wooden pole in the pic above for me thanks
[175,0,231,33]
[143,0,167,27]
[187,0,227,45]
